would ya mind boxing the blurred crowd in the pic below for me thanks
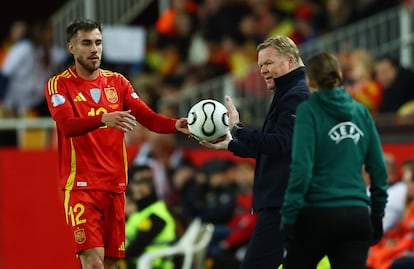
[126,0,403,121]
[124,141,257,269]
[0,0,410,148]
[2,1,414,268]
[365,154,414,269]
[125,137,414,269]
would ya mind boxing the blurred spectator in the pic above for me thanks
[155,0,197,38]
[354,0,399,21]
[252,2,294,42]
[187,28,231,83]
[0,20,27,108]
[0,20,27,67]
[132,132,191,208]
[207,161,257,257]
[1,18,67,117]
[221,30,257,79]
[172,164,208,226]
[374,55,414,114]
[197,0,246,44]
[0,20,28,145]
[346,48,382,114]
[289,3,321,45]
[170,163,202,226]
[124,164,177,269]
[366,158,414,269]
[321,0,356,31]
[145,34,182,76]
[174,159,239,227]
[406,0,414,11]
[197,159,239,225]
[382,153,407,232]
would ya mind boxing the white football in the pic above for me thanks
[187,99,229,142]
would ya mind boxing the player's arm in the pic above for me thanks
[54,108,137,137]
[130,97,189,135]
[129,98,180,133]
[122,75,189,134]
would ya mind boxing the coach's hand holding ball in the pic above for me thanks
[224,95,240,130]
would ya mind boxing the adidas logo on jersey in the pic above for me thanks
[74,93,87,102]
[118,241,125,251]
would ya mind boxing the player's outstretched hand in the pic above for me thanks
[224,96,240,129]
[199,130,232,150]
[175,118,190,135]
[101,110,137,133]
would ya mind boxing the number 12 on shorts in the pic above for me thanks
[68,203,87,226]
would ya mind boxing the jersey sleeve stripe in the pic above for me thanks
[47,76,58,95]
[47,70,72,95]
[64,139,77,190]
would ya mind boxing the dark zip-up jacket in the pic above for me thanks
[228,66,310,211]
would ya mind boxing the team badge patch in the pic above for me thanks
[74,228,86,244]
[104,87,118,103]
[131,92,139,99]
[90,88,101,103]
[51,94,65,107]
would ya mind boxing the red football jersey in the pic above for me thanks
[45,67,177,193]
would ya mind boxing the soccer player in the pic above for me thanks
[44,19,189,269]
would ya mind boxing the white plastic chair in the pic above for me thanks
[137,218,214,269]
[192,223,215,269]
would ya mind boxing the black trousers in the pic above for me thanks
[284,206,372,269]
[240,208,285,269]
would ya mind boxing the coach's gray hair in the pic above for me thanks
[257,35,303,66]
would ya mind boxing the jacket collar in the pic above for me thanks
[274,66,306,94]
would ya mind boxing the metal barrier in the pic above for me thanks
[0,118,56,149]
[50,0,157,48]
[299,5,413,66]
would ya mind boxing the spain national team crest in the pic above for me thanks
[74,228,86,244]
[104,87,118,103]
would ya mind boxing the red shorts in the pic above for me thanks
[63,190,126,258]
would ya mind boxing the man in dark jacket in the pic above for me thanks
[200,35,310,269]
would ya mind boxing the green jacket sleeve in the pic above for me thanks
[363,109,388,217]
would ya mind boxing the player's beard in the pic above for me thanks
[77,55,101,72]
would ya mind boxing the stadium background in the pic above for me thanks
[1,1,414,268]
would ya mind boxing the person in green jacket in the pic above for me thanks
[124,164,177,269]
[280,52,388,269]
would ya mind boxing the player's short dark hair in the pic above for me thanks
[66,18,102,43]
